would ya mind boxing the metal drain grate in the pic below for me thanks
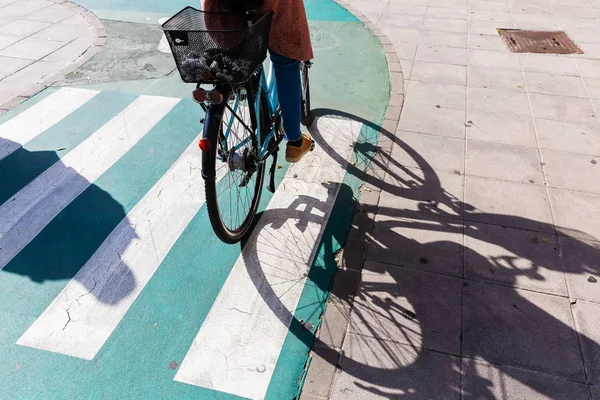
[498,29,583,54]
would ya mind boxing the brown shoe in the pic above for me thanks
[285,132,315,163]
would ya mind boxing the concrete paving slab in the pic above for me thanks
[467,109,537,147]
[0,55,33,79]
[461,358,592,400]
[525,72,589,98]
[410,61,466,86]
[367,214,464,276]
[331,334,461,400]
[520,54,578,76]
[350,260,462,354]
[399,102,466,138]
[572,300,600,385]
[529,94,598,126]
[543,149,600,194]
[466,140,544,184]
[423,17,468,33]
[462,281,586,380]
[420,29,467,48]
[22,3,78,23]
[415,44,468,65]
[469,49,522,70]
[0,34,21,51]
[550,188,600,241]
[2,59,64,84]
[536,119,600,156]
[405,80,466,109]
[468,65,525,91]
[464,222,567,295]
[464,176,554,233]
[468,34,509,51]
[0,36,65,60]
[391,130,465,173]
[559,236,600,303]
[32,20,91,42]
[0,19,52,36]
[468,86,531,116]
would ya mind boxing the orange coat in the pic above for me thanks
[203,0,314,61]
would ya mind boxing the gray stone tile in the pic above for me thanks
[469,0,510,12]
[550,188,600,241]
[0,34,21,51]
[0,81,23,106]
[21,3,77,23]
[353,0,388,15]
[579,43,600,59]
[426,7,468,19]
[0,19,51,37]
[469,49,521,70]
[468,65,525,91]
[525,72,588,98]
[350,261,462,354]
[469,20,514,36]
[558,16,600,30]
[468,33,508,51]
[32,21,89,42]
[60,13,89,27]
[461,358,592,400]
[428,0,468,8]
[331,334,461,400]
[390,130,466,172]
[466,109,537,147]
[0,0,53,19]
[380,168,464,219]
[415,44,468,65]
[543,149,600,193]
[462,281,586,380]
[389,5,428,16]
[399,102,466,138]
[400,58,414,77]
[551,5,596,18]
[381,26,421,44]
[568,28,600,44]
[529,94,597,126]
[469,10,512,22]
[2,60,64,84]
[509,3,554,16]
[464,176,554,233]
[367,214,464,276]
[464,223,567,295]
[468,87,531,117]
[559,236,600,303]
[379,13,425,30]
[0,55,33,79]
[511,14,560,29]
[536,119,600,156]
[0,37,65,60]
[410,61,467,85]
[406,81,466,109]
[394,41,418,60]
[42,40,90,64]
[423,17,468,33]
[302,347,337,399]
[467,140,544,184]
[573,300,600,385]
[317,302,352,350]
[585,77,600,100]
[420,29,468,48]
[520,54,578,76]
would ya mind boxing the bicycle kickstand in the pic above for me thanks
[267,149,278,193]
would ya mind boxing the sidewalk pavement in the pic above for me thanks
[302,0,600,399]
[0,0,104,114]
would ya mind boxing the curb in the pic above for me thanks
[0,0,107,113]
[299,3,405,400]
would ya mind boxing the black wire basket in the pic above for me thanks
[161,7,273,84]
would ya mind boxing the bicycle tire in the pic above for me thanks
[204,86,268,244]
[300,62,311,127]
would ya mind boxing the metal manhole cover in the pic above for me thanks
[498,29,583,54]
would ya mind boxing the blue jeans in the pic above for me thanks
[269,49,301,142]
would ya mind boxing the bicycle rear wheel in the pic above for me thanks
[203,85,267,244]
[300,61,311,127]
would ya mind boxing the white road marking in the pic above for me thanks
[0,95,180,270]
[17,136,225,360]
[174,117,362,400]
[0,88,99,161]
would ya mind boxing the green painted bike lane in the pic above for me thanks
[0,1,390,398]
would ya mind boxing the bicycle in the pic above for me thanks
[162,5,312,244]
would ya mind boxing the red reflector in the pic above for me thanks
[198,138,211,152]
[192,89,207,103]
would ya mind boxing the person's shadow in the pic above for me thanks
[0,138,136,305]
[240,110,600,399]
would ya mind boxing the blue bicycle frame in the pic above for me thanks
[222,61,280,160]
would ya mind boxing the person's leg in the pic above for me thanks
[269,49,302,143]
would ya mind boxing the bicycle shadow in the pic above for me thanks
[241,110,600,399]
[0,138,136,305]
